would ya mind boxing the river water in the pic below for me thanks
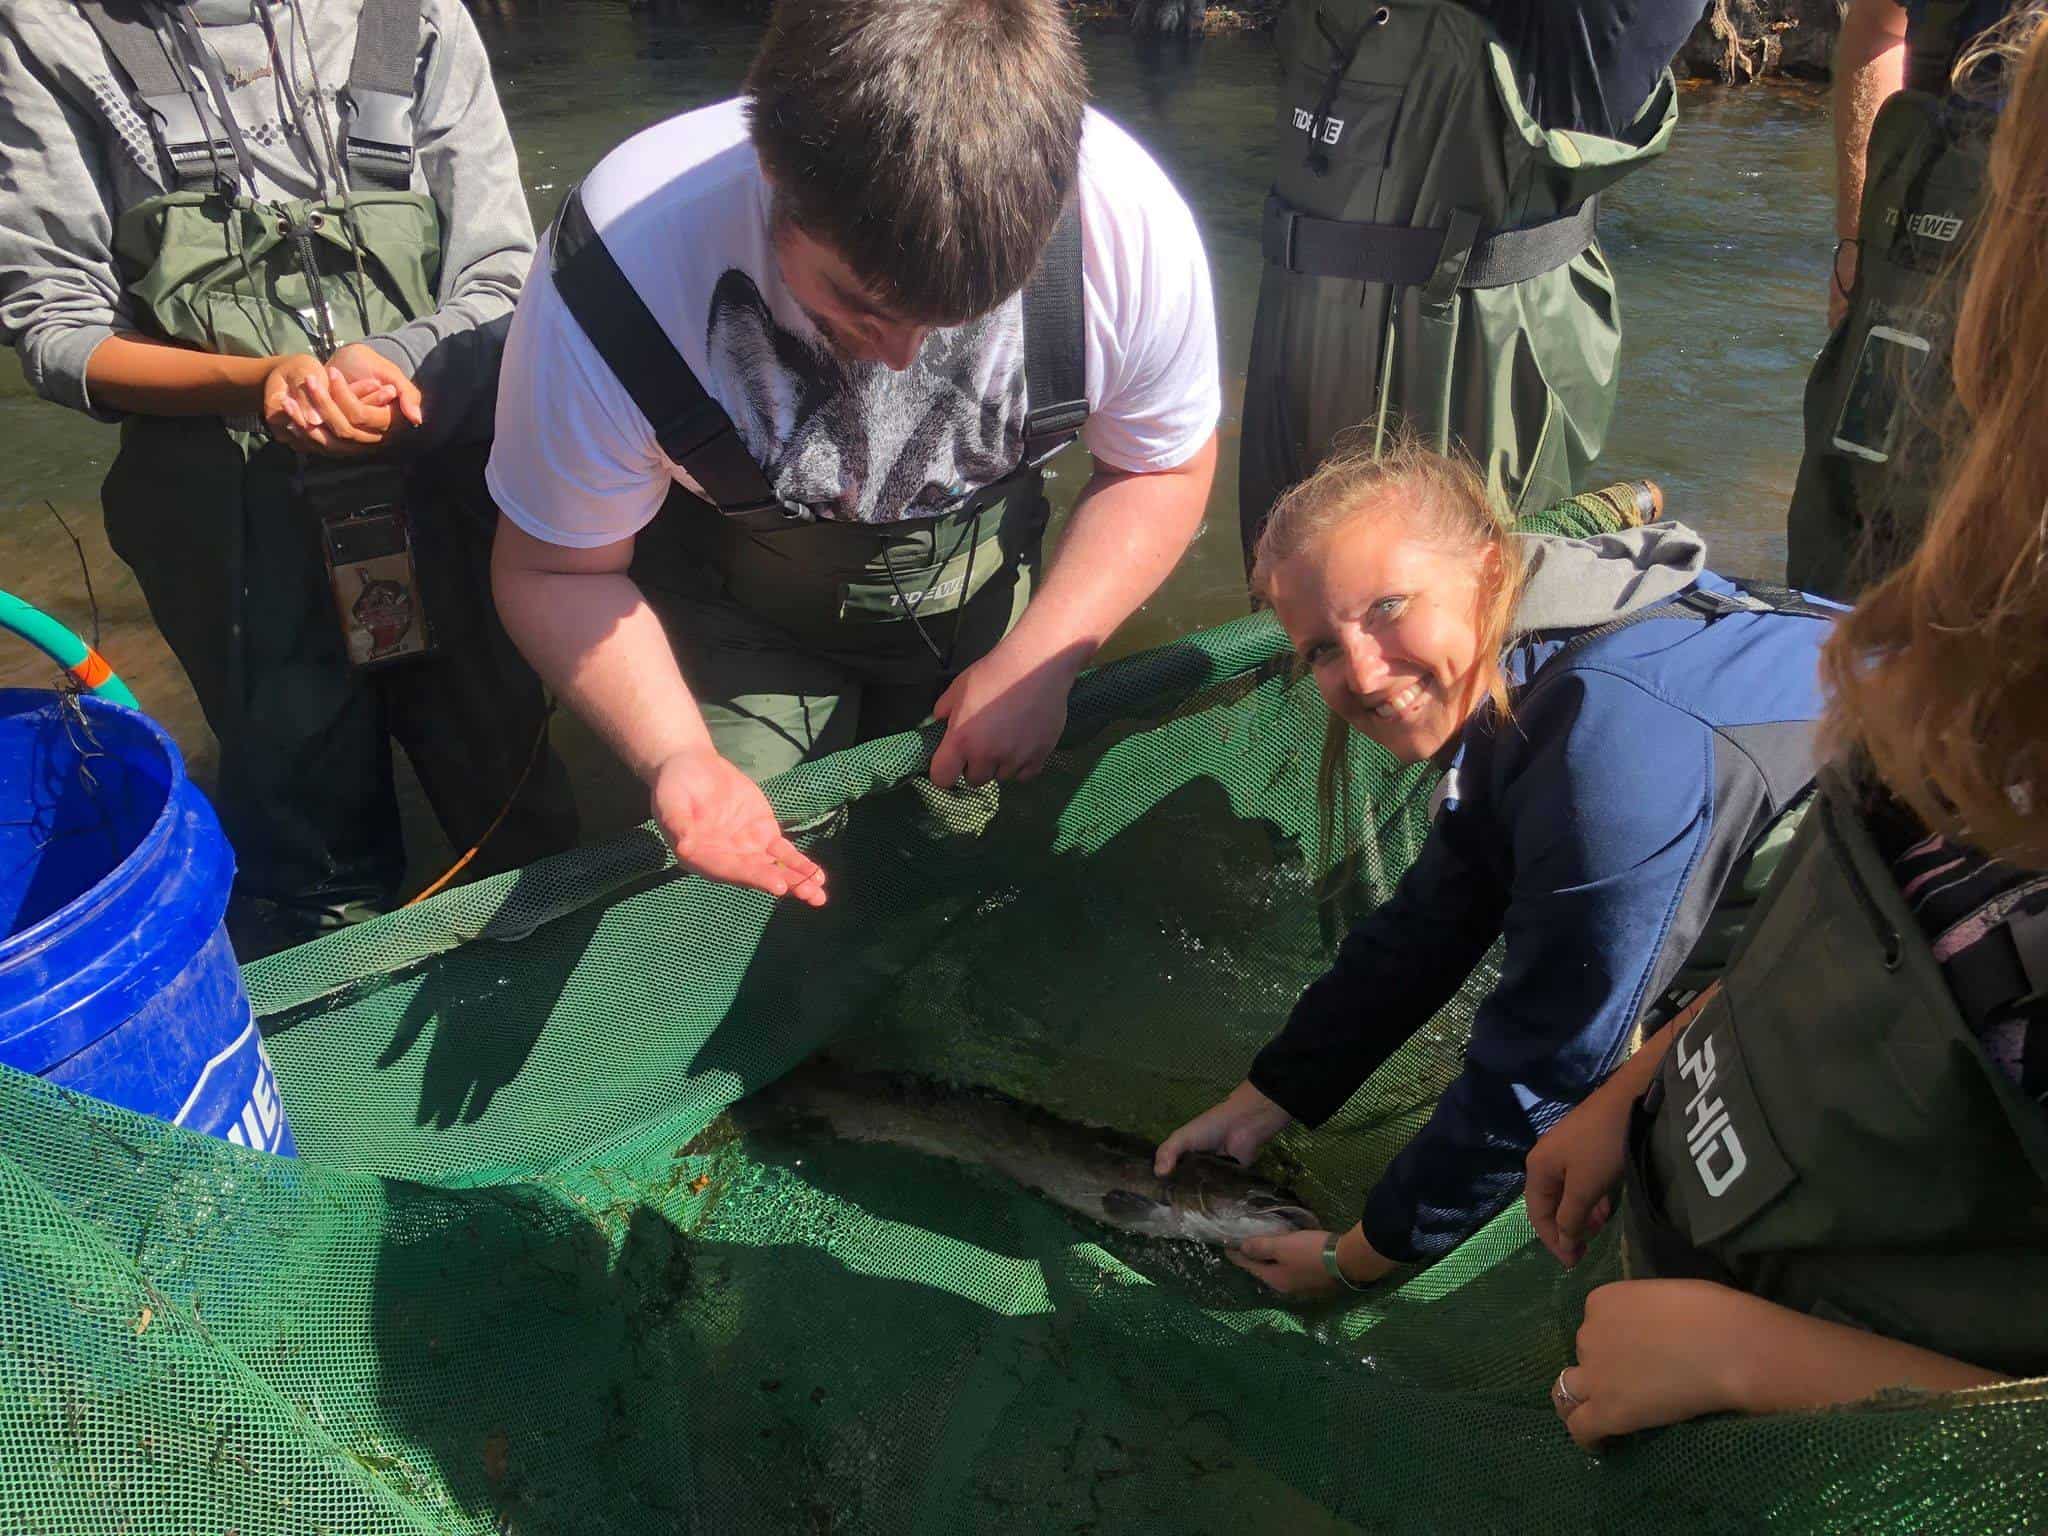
[0,3,1833,868]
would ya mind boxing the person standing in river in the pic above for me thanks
[487,0,1220,906]
[1236,0,1702,568]
[1784,0,2020,598]
[0,0,577,956]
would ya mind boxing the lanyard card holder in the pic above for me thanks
[315,471,433,668]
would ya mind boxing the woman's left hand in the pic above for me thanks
[1227,1226,1396,1295]
[1552,1279,1752,1448]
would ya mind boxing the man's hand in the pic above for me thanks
[1227,1224,1396,1296]
[928,644,1079,788]
[650,746,827,905]
[1156,1079,1293,1175]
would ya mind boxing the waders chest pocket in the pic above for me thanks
[309,467,433,667]
[837,533,1006,624]
[1832,325,1934,465]
[1641,991,1797,1250]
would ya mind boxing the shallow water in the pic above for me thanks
[0,4,1833,868]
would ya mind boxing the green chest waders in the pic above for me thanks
[1238,0,1677,566]
[545,186,1090,781]
[79,0,575,950]
[1623,768,2048,1377]
[1784,2,1993,600]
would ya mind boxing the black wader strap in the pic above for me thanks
[1905,0,1972,95]
[1019,200,1089,463]
[341,0,421,190]
[76,0,236,191]
[1261,192,1601,292]
[548,184,784,515]
[548,183,1089,519]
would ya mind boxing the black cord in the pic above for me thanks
[879,501,992,668]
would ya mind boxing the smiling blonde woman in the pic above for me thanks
[1158,441,1839,1296]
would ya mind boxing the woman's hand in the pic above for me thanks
[262,354,395,454]
[1523,1075,1632,1268]
[1228,1224,1397,1296]
[1552,1280,1754,1449]
[1155,1080,1293,1176]
[1553,1279,2008,1451]
[1527,985,1718,1266]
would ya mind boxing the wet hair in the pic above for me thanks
[1249,437,1525,883]
[744,0,1086,327]
[1821,4,2048,866]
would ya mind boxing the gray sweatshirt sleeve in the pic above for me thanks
[359,0,536,446]
[0,13,134,422]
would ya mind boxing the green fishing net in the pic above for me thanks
[3,495,2043,1534]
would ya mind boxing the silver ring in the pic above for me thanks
[1553,1367,1583,1409]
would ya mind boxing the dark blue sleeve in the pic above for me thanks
[1359,674,1715,1262]
[1467,1,1704,136]
[1247,805,1506,1128]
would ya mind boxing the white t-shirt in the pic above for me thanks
[487,99,1220,545]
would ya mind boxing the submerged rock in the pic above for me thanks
[1677,0,1844,83]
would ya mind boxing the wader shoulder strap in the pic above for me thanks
[1260,192,1600,292]
[1522,579,1838,691]
[75,0,235,191]
[547,182,1090,516]
[1020,201,1088,462]
[340,0,422,190]
[547,184,783,514]
[1905,0,1973,95]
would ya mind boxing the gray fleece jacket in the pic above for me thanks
[0,0,532,434]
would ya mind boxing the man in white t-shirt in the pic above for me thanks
[489,0,1219,907]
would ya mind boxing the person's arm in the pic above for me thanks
[1245,813,1506,1128]
[1557,1278,2008,1449]
[489,518,825,904]
[1831,0,1910,324]
[927,434,1214,787]
[83,332,403,446]
[485,248,825,905]
[1159,806,1506,1298]
[927,115,1224,787]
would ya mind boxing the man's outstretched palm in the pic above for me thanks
[650,747,827,905]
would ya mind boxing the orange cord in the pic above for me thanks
[403,705,554,907]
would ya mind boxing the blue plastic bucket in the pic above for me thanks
[0,689,294,1154]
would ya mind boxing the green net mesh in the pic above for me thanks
[4,496,2044,1534]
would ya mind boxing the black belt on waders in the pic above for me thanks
[1259,192,1600,294]
[545,183,1089,667]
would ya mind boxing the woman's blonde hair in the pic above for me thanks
[1821,5,2048,866]
[1250,437,1524,884]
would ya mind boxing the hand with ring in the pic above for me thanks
[1553,1278,1763,1449]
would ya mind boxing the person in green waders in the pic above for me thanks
[1533,6,2048,1444]
[487,0,1221,905]
[1784,0,2020,598]
[0,0,577,956]
[1236,0,1699,565]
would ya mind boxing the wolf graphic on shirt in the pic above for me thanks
[704,270,1027,524]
